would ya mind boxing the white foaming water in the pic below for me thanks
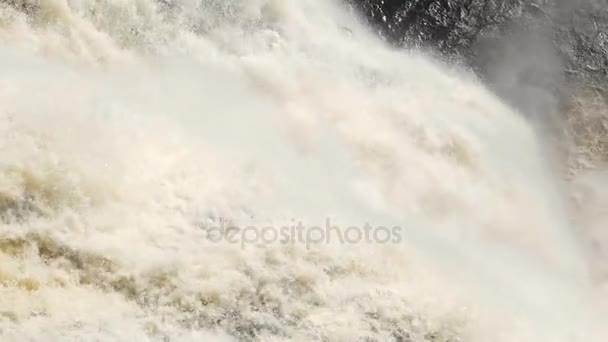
[0,0,606,341]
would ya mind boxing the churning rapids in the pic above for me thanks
[0,0,607,341]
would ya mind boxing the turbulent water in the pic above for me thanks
[0,0,607,341]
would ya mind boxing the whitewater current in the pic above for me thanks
[0,0,606,341]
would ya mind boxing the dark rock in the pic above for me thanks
[349,0,608,169]
[348,1,607,96]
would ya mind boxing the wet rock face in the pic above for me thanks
[351,0,608,170]
[349,0,608,89]
[348,0,608,99]
[351,1,543,55]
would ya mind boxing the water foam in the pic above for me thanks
[0,0,605,341]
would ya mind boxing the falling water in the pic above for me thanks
[0,1,606,341]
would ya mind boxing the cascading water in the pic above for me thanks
[0,0,606,341]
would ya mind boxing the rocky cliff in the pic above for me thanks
[351,0,608,173]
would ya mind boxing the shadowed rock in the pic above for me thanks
[349,0,608,170]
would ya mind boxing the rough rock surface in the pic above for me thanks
[350,0,608,172]
[349,1,608,86]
